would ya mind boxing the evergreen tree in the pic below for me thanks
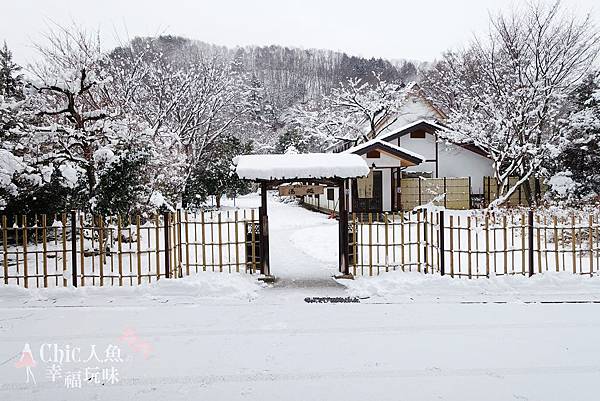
[0,41,23,99]
[550,72,600,203]
[183,135,252,208]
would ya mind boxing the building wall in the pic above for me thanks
[392,132,494,194]
[436,141,494,194]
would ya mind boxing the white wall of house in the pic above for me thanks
[392,132,494,194]
[437,141,494,194]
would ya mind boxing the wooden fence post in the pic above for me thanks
[70,211,78,287]
[439,211,445,276]
[2,215,7,285]
[163,212,171,279]
[528,209,535,277]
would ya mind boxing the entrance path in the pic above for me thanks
[225,193,347,294]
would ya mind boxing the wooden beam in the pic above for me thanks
[260,182,271,276]
[338,179,350,275]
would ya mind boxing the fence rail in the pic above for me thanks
[349,209,600,277]
[0,209,261,288]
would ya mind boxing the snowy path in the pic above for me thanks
[226,194,345,293]
[2,195,600,400]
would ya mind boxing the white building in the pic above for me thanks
[304,84,495,212]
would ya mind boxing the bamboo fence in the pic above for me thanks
[0,209,260,288]
[349,209,600,277]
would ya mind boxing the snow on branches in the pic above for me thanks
[422,1,600,207]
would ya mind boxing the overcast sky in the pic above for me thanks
[2,0,598,65]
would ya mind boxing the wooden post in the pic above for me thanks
[68,211,77,287]
[163,212,171,278]
[41,215,48,288]
[439,211,445,276]
[136,215,142,285]
[485,214,490,277]
[467,216,472,278]
[117,216,123,286]
[449,215,454,277]
[2,215,7,284]
[528,210,534,277]
[259,182,270,276]
[22,215,28,288]
[338,179,350,275]
[589,214,594,276]
[572,214,577,274]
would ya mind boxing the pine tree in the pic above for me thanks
[0,41,23,99]
[551,72,600,203]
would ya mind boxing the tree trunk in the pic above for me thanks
[215,194,221,209]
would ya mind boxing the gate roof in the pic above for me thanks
[233,153,369,181]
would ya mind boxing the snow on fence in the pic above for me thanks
[349,209,600,277]
[0,209,261,288]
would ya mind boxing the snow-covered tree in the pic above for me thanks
[548,72,600,203]
[421,1,600,206]
[0,41,24,99]
[290,73,408,149]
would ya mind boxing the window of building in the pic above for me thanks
[366,150,380,158]
[410,130,426,139]
[327,188,335,201]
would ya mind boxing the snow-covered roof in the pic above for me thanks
[344,139,425,165]
[233,153,370,181]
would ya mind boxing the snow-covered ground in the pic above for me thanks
[2,193,600,400]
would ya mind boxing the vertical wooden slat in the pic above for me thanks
[185,211,190,276]
[201,212,207,272]
[553,215,559,272]
[34,215,39,287]
[14,215,19,286]
[226,211,231,273]
[79,215,85,286]
[250,209,256,274]
[136,216,142,285]
[117,216,123,286]
[521,213,526,276]
[155,214,160,280]
[61,213,67,287]
[503,215,508,275]
[99,217,105,286]
[572,214,577,274]
[485,214,490,277]
[400,213,405,272]
[218,213,223,273]
[2,215,8,284]
[234,211,240,273]
[543,215,549,272]
[467,216,472,278]
[384,212,389,272]
[107,217,114,285]
[536,214,542,274]
[449,215,454,277]
[193,212,199,273]
[352,212,358,276]
[368,213,373,276]
[22,215,28,288]
[42,215,48,288]
[416,210,421,273]
[589,214,594,276]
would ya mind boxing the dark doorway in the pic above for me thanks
[352,170,383,212]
